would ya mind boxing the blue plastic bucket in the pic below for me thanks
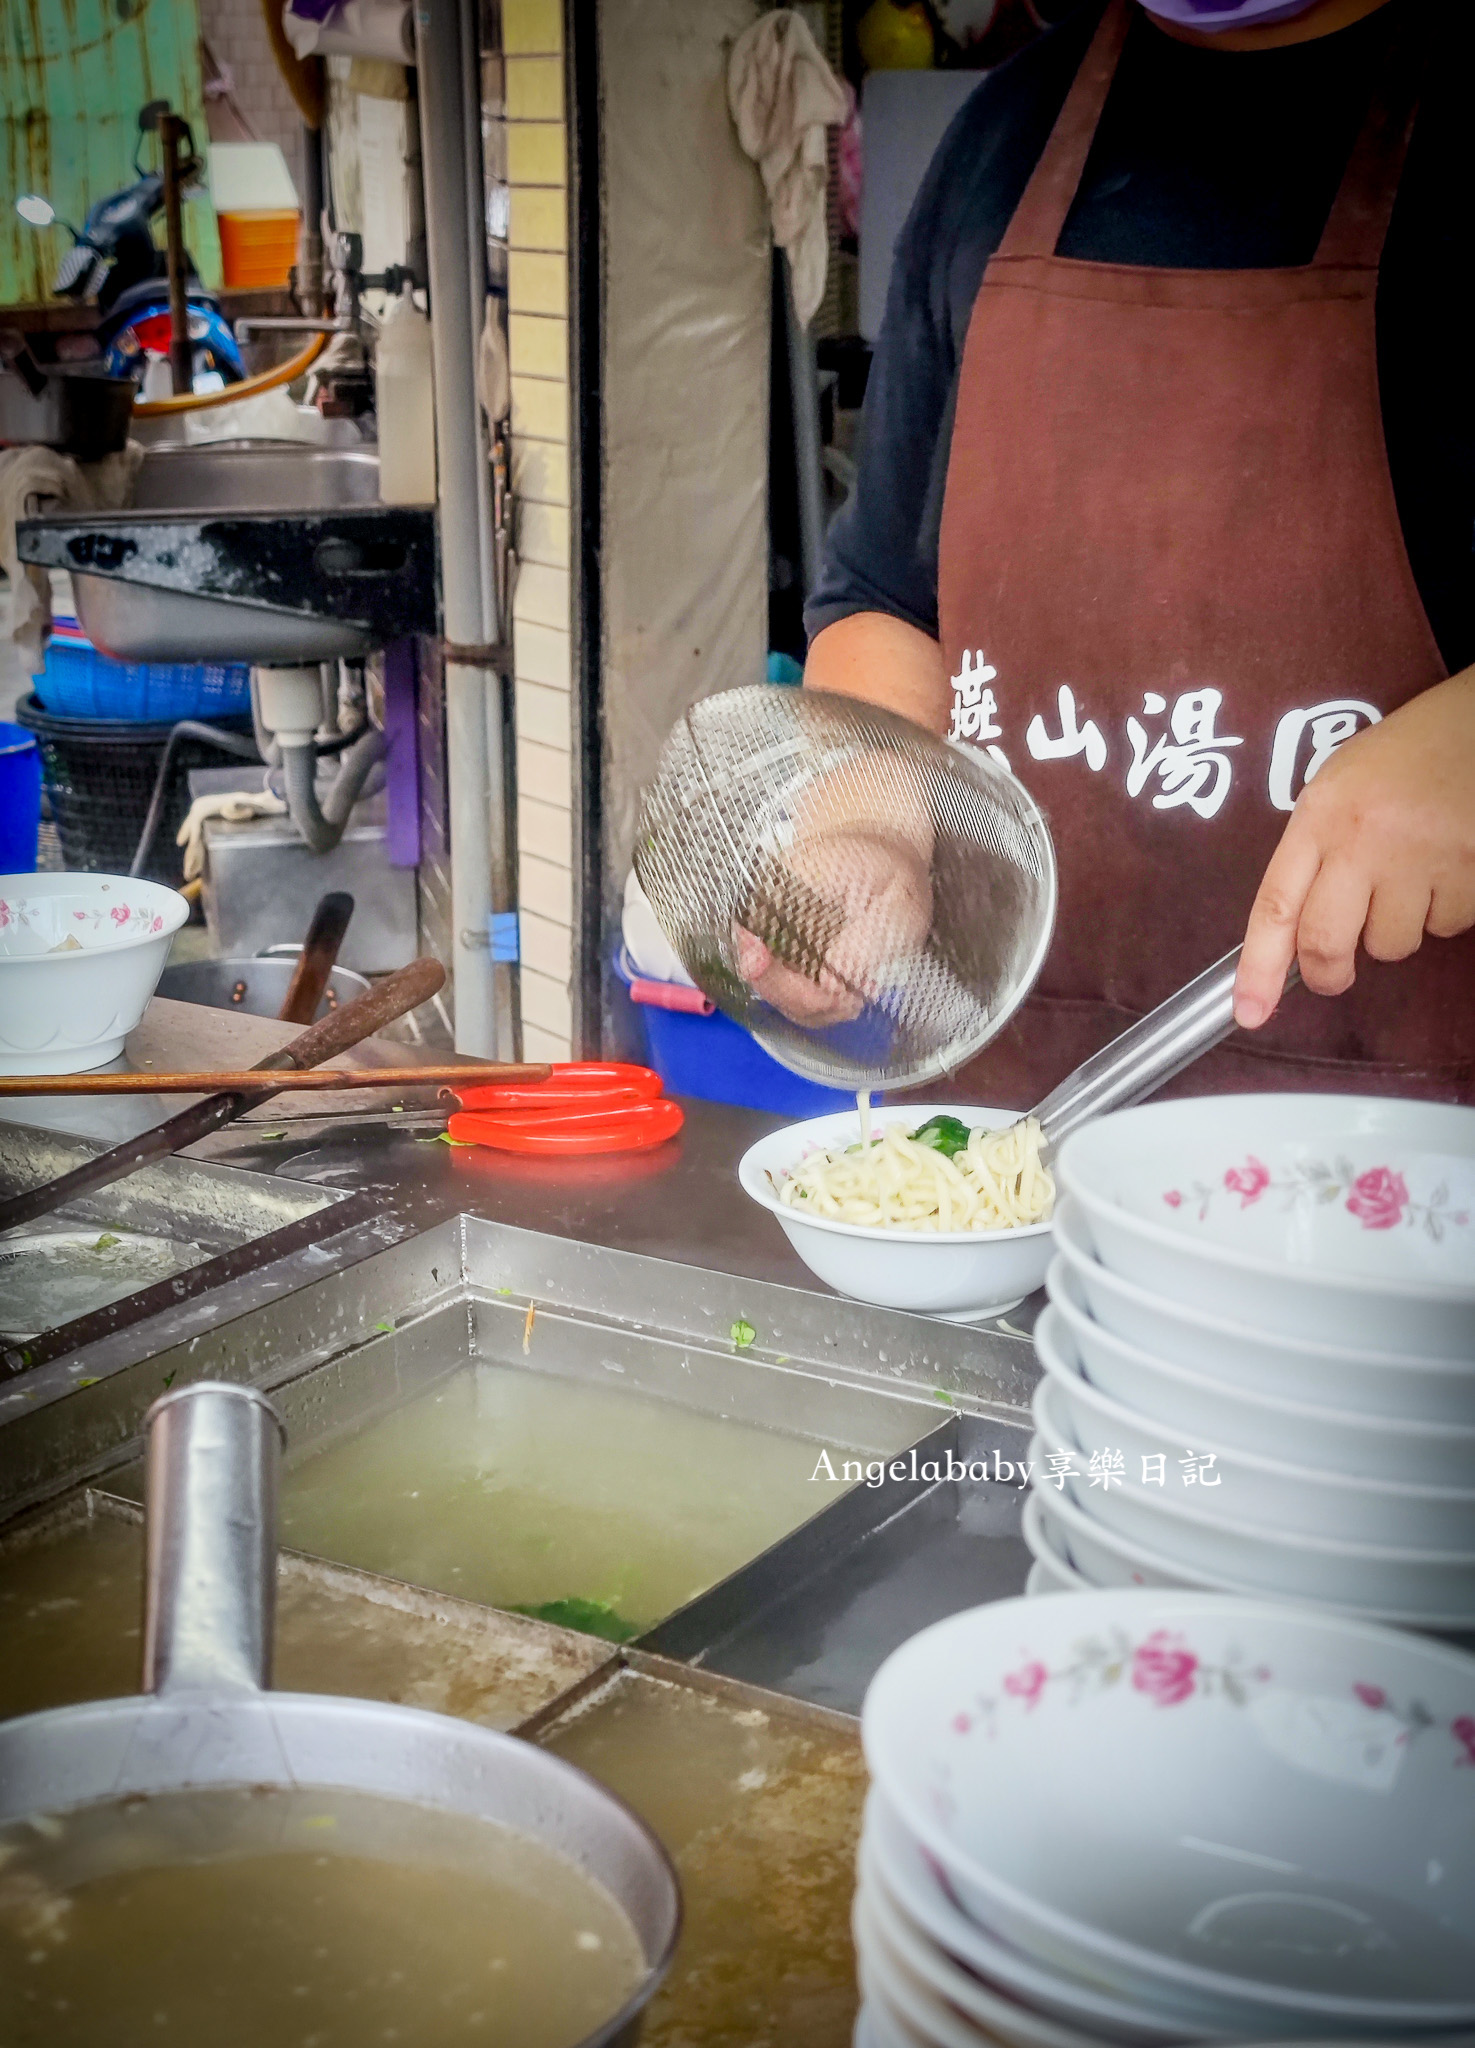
[0,723,42,872]
[34,622,252,723]
[613,949,852,1117]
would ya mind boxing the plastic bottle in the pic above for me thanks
[376,284,437,505]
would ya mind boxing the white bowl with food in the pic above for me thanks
[863,1588,1475,2031]
[1047,1256,1475,1483]
[1057,1096,1475,1360]
[1033,1339,1475,1549]
[0,872,188,1074]
[738,1103,1054,1320]
[1029,1387,1475,1622]
[1053,1196,1475,1426]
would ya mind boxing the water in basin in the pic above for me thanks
[0,1784,644,2048]
[0,1509,604,1730]
[0,1229,203,1341]
[543,1670,866,2048]
[278,1363,847,1637]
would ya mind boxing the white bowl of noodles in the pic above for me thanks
[738,1104,1055,1321]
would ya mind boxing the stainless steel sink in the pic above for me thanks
[127,445,381,513]
[17,440,435,667]
[67,445,386,663]
[70,580,376,665]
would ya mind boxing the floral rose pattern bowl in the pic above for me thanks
[0,891,171,957]
[1164,1152,1469,1244]
[862,1590,1475,2019]
[1057,1099,1475,1330]
[0,874,188,1075]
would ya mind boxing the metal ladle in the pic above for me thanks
[0,1382,682,2048]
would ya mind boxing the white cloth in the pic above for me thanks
[176,789,288,882]
[282,0,414,64]
[727,11,848,330]
[0,441,141,668]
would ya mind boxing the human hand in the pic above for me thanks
[1234,672,1475,1028]
[734,827,934,1026]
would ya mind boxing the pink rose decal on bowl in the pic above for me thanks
[1162,1189,1182,1209]
[110,904,130,925]
[1353,1683,1388,1711]
[1454,1716,1475,1768]
[1131,1631,1198,1707]
[1346,1166,1409,1232]
[1223,1157,1270,1207]
[1002,1660,1048,1709]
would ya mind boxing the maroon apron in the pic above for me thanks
[937,0,1473,1108]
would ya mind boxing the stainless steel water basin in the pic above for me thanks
[126,444,381,513]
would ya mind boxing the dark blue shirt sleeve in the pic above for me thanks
[804,10,1096,647]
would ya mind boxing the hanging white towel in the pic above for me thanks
[0,441,142,668]
[727,11,848,330]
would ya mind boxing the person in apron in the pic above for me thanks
[783,0,1475,1105]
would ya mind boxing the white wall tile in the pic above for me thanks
[512,561,571,633]
[518,851,574,923]
[520,964,573,1038]
[517,794,574,869]
[515,677,572,750]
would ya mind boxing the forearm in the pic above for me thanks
[804,611,952,738]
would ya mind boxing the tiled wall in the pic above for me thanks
[503,0,576,1062]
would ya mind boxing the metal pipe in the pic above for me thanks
[159,113,194,398]
[279,727,387,854]
[298,118,326,318]
[414,0,509,1058]
[780,252,826,598]
[142,1383,284,1697]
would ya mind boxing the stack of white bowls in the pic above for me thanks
[1021,1097,1475,1634]
[854,1588,1475,2047]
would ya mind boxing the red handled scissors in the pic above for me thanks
[447,1062,683,1154]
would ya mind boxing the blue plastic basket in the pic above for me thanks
[613,949,852,1118]
[34,623,252,723]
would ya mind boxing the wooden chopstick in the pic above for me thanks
[0,1064,550,1097]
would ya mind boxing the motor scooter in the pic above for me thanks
[15,101,244,392]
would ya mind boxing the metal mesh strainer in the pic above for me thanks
[634,687,1057,1093]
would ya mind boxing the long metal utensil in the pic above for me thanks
[276,890,355,1025]
[0,957,446,1236]
[0,1064,548,1097]
[1032,946,1300,1157]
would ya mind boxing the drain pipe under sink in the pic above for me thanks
[255,664,388,855]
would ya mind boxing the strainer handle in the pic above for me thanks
[142,1382,284,1697]
[1033,946,1289,1157]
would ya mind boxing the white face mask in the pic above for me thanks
[1141,0,1321,27]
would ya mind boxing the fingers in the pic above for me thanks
[1293,859,1372,996]
[1363,879,1434,962]
[1235,823,1321,1029]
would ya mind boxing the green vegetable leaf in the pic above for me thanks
[435,1130,476,1147]
[910,1114,972,1160]
[256,1131,288,1143]
[162,1371,176,1389]
[372,1320,394,1334]
[76,1377,99,1389]
[932,1388,955,1406]
[514,1597,639,1644]
[730,1319,756,1350]
[93,1233,122,1251]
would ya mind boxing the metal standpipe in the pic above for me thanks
[415,0,516,1059]
[142,1382,284,1696]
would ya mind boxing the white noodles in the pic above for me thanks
[777,1115,1054,1235]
